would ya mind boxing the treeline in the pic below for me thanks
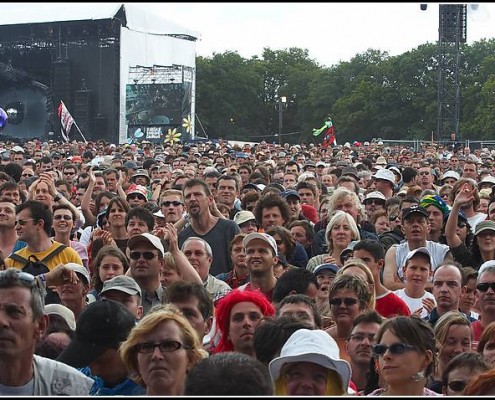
[194,39,495,144]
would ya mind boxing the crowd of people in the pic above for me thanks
[1,136,495,395]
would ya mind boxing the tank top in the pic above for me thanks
[395,241,450,280]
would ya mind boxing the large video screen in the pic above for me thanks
[126,83,184,126]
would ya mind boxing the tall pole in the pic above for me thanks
[278,96,286,146]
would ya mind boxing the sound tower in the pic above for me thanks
[74,87,94,140]
[51,58,72,109]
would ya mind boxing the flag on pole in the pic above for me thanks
[312,115,337,149]
[321,121,336,149]
[57,101,74,142]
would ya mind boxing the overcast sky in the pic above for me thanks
[2,2,494,68]
[142,2,495,67]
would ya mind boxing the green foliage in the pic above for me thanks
[194,39,495,143]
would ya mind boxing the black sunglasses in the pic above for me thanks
[372,343,416,356]
[329,297,358,307]
[448,380,467,392]
[476,282,495,292]
[162,201,182,207]
[136,340,190,354]
[129,251,158,260]
[389,215,400,222]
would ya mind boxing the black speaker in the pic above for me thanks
[94,114,107,139]
[52,59,72,107]
[74,88,94,137]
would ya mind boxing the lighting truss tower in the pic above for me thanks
[437,4,467,141]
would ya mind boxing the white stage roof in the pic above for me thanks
[0,2,200,39]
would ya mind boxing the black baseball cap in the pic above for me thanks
[56,299,135,368]
[402,205,429,220]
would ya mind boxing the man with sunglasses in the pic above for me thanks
[160,189,186,225]
[5,200,83,304]
[0,268,94,395]
[363,191,386,227]
[472,261,495,341]
[128,232,201,316]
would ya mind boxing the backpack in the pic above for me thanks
[8,244,68,304]
[8,244,68,276]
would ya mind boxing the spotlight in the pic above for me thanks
[4,101,24,125]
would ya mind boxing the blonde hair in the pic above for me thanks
[162,251,182,277]
[324,210,361,253]
[338,258,376,311]
[119,304,207,387]
[434,310,472,346]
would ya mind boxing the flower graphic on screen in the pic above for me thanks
[182,115,192,133]
[165,128,181,144]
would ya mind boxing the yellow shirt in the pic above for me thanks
[5,241,83,271]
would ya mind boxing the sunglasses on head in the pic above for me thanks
[329,297,358,307]
[372,343,416,356]
[129,251,158,260]
[448,380,467,392]
[0,269,36,287]
[476,282,495,292]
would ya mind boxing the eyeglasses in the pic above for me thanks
[22,173,34,177]
[0,269,36,287]
[54,215,73,221]
[418,171,431,176]
[448,380,468,392]
[129,251,158,260]
[372,343,416,356]
[136,340,190,354]
[349,333,376,343]
[15,218,36,226]
[476,282,495,292]
[162,201,182,207]
[329,297,358,307]
[457,222,467,228]
[389,215,400,222]
[63,171,75,175]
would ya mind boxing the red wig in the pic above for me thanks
[213,289,275,353]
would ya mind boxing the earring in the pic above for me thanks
[411,370,425,382]
[374,359,381,374]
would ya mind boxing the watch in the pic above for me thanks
[54,193,62,202]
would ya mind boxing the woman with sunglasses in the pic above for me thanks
[368,316,437,396]
[441,352,489,396]
[427,311,473,393]
[52,204,89,269]
[326,274,370,362]
[119,304,208,395]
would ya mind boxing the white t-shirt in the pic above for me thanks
[467,212,488,233]
[394,288,436,318]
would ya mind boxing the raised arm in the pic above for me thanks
[383,246,405,291]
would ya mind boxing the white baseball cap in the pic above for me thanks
[243,232,278,256]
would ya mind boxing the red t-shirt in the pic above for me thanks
[376,291,411,318]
